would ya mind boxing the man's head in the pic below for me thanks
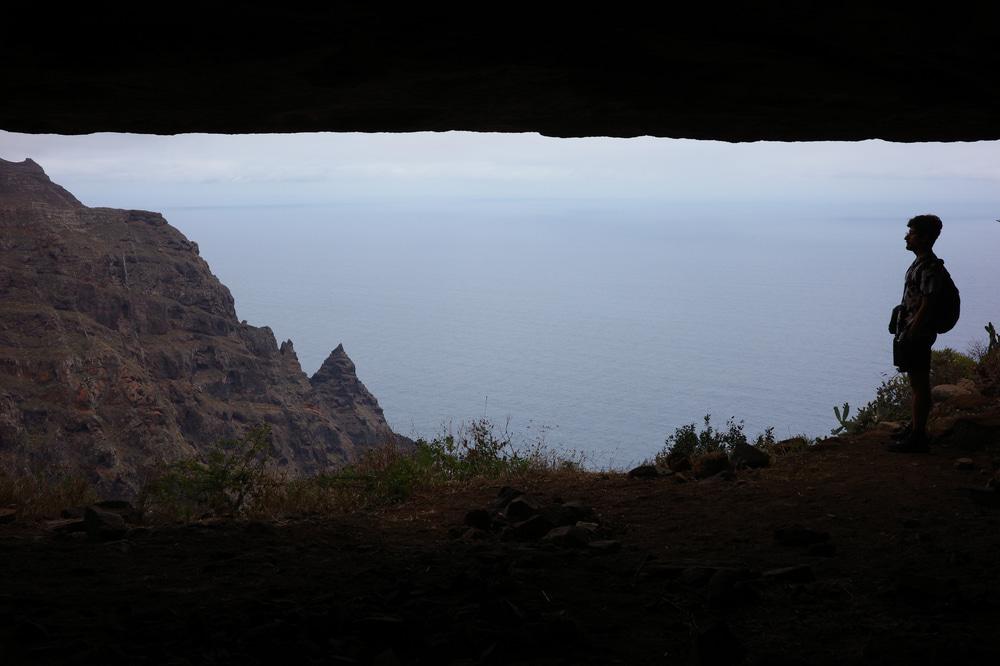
[905,214,942,253]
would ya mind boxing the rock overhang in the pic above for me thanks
[3,6,999,141]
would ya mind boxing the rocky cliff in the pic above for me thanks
[0,157,399,496]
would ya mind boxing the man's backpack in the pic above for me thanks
[932,260,961,334]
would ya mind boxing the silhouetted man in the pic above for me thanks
[888,214,945,452]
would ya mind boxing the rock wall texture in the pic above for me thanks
[0,158,398,496]
[3,7,1000,141]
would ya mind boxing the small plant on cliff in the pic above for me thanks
[987,322,999,355]
[831,374,911,435]
[929,348,977,385]
[654,414,772,466]
[0,466,97,521]
[140,424,275,520]
[299,417,580,509]
[419,417,539,481]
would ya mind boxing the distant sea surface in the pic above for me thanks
[164,200,997,468]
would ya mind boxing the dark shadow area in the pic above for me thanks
[3,6,1000,140]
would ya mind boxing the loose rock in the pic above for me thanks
[954,458,976,471]
[493,486,524,510]
[762,565,815,583]
[84,507,127,540]
[932,383,974,402]
[627,464,659,479]
[543,525,592,548]
[693,452,730,479]
[501,515,555,542]
[504,496,542,522]
[587,540,621,553]
[731,441,770,468]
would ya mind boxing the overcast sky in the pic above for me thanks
[2,130,1000,212]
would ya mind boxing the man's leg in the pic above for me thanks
[889,338,933,452]
[909,368,931,439]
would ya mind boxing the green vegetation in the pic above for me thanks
[987,322,999,355]
[304,418,585,509]
[139,418,585,522]
[140,424,276,521]
[654,414,775,466]
[832,323,997,435]
[830,374,912,435]
[930,347,977,385]
[0,467,97,521]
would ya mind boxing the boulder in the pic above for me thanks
[771,437,809,455]
[693,452,730,479]
[627,464,659,479]
[762,565,815,583]
[504,496,542,522]
[492,486,524,510]
[544,501,594,527]
[501,515,555,542]
[84,506,127,540]
[542,525,592,548]
[932,382,974,402]
[934,417,1000,450]
[731,441,770,468]
[587,540,621,553]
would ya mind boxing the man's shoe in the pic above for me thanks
[887,432,929,453]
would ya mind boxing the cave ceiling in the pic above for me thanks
[3,6,999,141]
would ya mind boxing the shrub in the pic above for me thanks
[0,467,97,521]
[972,322,1000,395]
[763,434,813,456]
[977,347,1000,396]
[832,374,911,435]
[930,348,976,385]
[140,424,275,520]
[654,414,773,466]
[139,418,585,520]
[258,417,585,515]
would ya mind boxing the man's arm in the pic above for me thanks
[905,290,937,340]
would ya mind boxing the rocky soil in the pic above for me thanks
[0,158,401,496]
[2,405,999,665]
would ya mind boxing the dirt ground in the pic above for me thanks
[2,421,1000,665]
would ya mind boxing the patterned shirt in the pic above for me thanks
[898,253,943,337]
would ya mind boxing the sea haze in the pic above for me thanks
[163,199,997,468]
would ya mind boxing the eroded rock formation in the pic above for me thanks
[0,157,399,495]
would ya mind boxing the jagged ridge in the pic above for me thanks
[0,158,400,496]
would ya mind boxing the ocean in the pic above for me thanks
[163,199,997,469]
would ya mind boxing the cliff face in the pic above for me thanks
[0,158,397,496]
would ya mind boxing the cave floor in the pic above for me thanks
[3,425,1000,665]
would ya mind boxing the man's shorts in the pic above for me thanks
[893,334,936,374]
